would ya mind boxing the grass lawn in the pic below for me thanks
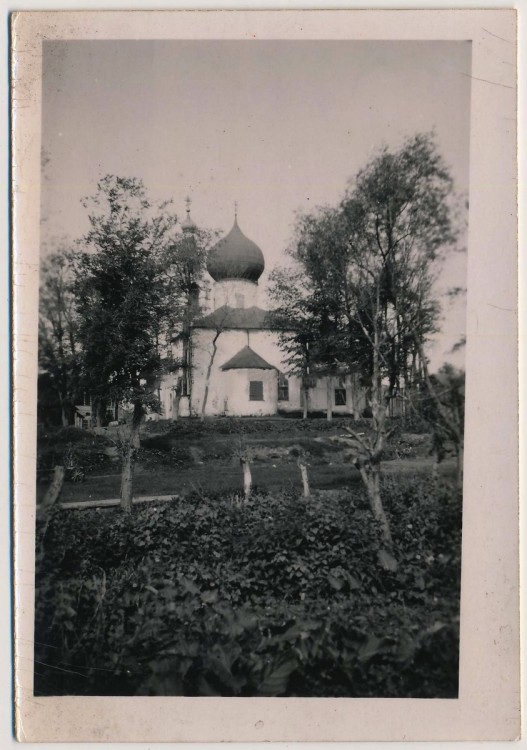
[37,419,454,505]
[52,456,455,504]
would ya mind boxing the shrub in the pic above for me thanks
[34,476,461,698]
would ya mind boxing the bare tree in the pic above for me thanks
[200,308,230,419]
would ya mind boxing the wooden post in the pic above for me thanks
[298,460,310,497]
[41,465,65,511]
[240,455,252,502]
[326,375,333,421]
[302,387,309,420]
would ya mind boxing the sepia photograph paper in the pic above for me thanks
[11,8,519,743]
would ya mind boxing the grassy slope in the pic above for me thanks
[38,418,452,504]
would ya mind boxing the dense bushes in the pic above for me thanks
[34,476,461,698]
[143,416,374,437]
[37,426,114,476]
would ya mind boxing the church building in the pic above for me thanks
[157,203,363,419]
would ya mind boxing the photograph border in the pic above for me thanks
[11,8,519,742]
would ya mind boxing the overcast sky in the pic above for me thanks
[41,40,471,368]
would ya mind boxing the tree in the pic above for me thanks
[267,267,319,419]
[74,175,178,511]
[161,222,218,415]
[200,307,231,420]
[415,361,465,489]
[280,133,460,546]
[38,246,80,426]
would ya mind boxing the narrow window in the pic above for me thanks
[335,378,347,406]
[278,373,289,401]
[235,293,245,308]
[249,380,264,401]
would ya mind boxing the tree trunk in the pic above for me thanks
[41,465,65,510]
[456,443,464,492]
[431,448,439,482]
[358,462,393,547]
[93,398,105,428]
[240,456,252,502]
[173,392,181,421]
[120,401,144,513]
[326,376,333,421]
[60,400,68,427]
[299,460,310,497]
[120,442,134,513]
[201,332,220,420]
[37,465,65,558]
[356,314,393,548]
[302,387,309,420]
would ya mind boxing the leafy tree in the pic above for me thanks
[278,133,460,546]
[161,221,218,413]
[74,175,178,511]
[415,362,465,489]
[38,246,81,426]
[267,267,320,419]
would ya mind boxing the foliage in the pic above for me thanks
[143,416,373,437]
[37,426,115,476]
[267,268,321,410]
[73,175,179,508]
[410,364,465,486]
[74,176,177,415]
[271,133,461,543]
[38,246,81,426]
[160,222,218,400]
[35,476,461,698]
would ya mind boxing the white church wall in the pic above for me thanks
[219,368,277,416]
[189,328,306,416]
[213,279,258,310]
[159,326,365,419]
[189,328,274,416]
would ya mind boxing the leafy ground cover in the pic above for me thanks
[35,475,461,697]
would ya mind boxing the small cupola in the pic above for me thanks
[181,196,198,233]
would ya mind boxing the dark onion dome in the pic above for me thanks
[207,217,265,283]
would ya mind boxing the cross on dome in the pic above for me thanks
[181,196,197,233]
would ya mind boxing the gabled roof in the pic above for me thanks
[193,305,273,330]
[74,405,92,417]
[220,345,276,371]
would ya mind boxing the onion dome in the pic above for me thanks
[207,206,265,283]
[181,196,197,233]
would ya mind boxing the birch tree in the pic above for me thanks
[281,133,460,546]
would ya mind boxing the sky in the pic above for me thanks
[41,39,471,368]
